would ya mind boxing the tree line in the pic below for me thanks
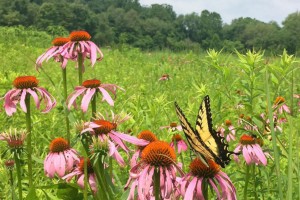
[0,0,299,53]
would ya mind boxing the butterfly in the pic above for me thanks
[175,95,232,168]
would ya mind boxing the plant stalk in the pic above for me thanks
[154,167,160,200]
[265,70,283,199]
[244,164,250,200]
[62,68,71,143]
[14,154,23,200]
[25,94,33,188]
[78,53,83,85]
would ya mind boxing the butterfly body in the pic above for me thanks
[175,95,231,168]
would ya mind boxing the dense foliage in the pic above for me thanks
[0,0,300,53]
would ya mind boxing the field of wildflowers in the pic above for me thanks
[0,27,299,199]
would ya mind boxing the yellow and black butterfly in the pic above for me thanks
[175,95,232,168]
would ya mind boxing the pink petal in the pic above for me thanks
[99,87,114,106]
[67,88,86,109]
[184,177,198,200]
[81,88,96,112]
[19,90,27,112]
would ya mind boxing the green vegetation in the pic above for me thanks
[0,27,299,199]
[0,0,300,53]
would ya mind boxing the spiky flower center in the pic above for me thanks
[225,120,232,126]
[240,134,256,145]
[13,76,39,89]
[4,160,15,170]
[138,130,157,142]
[70,31,91,41]
[93,120,116,135]
[78,158,94,174]
[141,141,176,167]
[274,96,285,105]
[170,122,178,128]
[7,139,24,149]
[239,114,244,118]
[49,138,70,153]
[190,158,220,178]
[82,79,101,88]
[172,134,183,142]
[52,37,70,46]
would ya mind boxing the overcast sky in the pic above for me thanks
[139,0,300,25]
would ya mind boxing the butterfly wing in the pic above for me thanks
[195,95,231,167]
[175,102,214,166]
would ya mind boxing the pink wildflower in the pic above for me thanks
[63,158,97,193]
[160,122,182,132]
[179,158,236,200]
[130,130,158,167]
[158,74,170,81]
[82,115,149,166]
[67,79,124,112]
[170,134,188,154]
[36,37,70,70]
[0,129,27,150]
[224,120,236,142]
[44,138,79,178]
[234,134,267,166]
[2,76,56,116]
[60,30,104,67]
[125,141,180,199]
[273,96,290,114]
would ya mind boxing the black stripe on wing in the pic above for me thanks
[195,95,231,167]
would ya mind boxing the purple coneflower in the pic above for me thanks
[273,96,290,114]
[224,120,236,142]
[170,134,188,154]
[44,138,80,178]
[63,158,97,193]
[60,30,104,67]
[0,129,27,150]
[179,158,236,200]
[2,76,56,116]
[158,74,170,81]
[125,141,180,199]
[36,37,70,70]
[67,79,124,112]
[130,130,158,167]
[233,134,267,166]
[160,122,182,132]
[83,117,149,166]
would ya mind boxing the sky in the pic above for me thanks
[139,0,300,25]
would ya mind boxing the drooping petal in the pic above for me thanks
[81,88,96,112]
[67,88,86,109]
[110,130,149,146]
[99,87,114,106]
[184,176,198,200]
[19,89,27,113]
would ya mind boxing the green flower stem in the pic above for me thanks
[244,164,250,200]
[180,153,185,172]
[265,70,283,199]
[91,95,96,119]
[80,139,89,200]
[109,157,113,178]
[14,154,22,200]
[154,167,160,200]
[78,53,83,85]
[253,165,258,199]
[62,68,71,143]
[8,168,15,200]
[25,94,33,188]
[202,181,208,200]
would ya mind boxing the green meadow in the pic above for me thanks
[0,26,299,199]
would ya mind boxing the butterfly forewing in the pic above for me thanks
[175,102,214,162]
[195,96,218,155]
